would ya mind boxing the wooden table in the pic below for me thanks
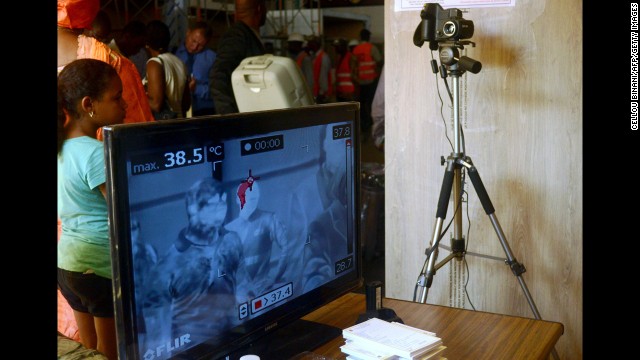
[303,292,563,360]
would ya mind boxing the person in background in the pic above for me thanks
[57,0,154,124]
[347,39,360,99]
[285,125,347,296]
[142,178,248,353]
[307,36,333,104]
[225,180,288,304]
[303,170,348,292]
[109,20,149,78]
[85,10,111,44]
[210,0,267,114]
[264,41,274,54]
[287,33,313,91]
[332,38,356,102]
[352,28,382,133]
[129,218,157,348]
[175,21,217,116]
[144,20,191,119]
[58,58,127,360]
[348,39,359,53]
[371,66,385,151]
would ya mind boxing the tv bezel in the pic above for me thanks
[103,102,363,360]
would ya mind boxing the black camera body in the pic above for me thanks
[414,3,474,48]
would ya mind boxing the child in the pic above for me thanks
[57,58,126,360]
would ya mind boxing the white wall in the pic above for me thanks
[384,1,582,359]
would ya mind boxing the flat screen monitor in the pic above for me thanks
[103,102,362,360]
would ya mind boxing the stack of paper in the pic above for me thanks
[340,318,446,360]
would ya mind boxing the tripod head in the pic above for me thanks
[438,41,482,75]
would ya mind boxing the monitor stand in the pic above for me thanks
[227,319,342,360]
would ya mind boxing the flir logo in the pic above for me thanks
[143,334,191,360]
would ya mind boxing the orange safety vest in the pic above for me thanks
[312,49,333,97]
[353,42,378,82]
[296,51,308,68]
[336,52,355,94]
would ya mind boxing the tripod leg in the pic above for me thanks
[416,160,455,303]
[467,164,560,360]
[466,165,543,319]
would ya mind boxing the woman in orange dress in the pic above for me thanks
[57,0,154,125]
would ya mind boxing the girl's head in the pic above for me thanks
[145,20,171,53]
[58,58,126,149]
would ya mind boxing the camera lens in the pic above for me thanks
[442,21,457,37]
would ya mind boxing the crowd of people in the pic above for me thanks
[285,29,383,134]
[57,0,384,358]
[57,0,384,128]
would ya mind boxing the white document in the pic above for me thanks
[342,318,442,359]
[395,0,516,13]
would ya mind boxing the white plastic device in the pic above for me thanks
[232,54,314,112]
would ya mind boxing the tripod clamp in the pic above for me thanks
[507,260,527,277]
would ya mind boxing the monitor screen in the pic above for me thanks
[103,102,362,360]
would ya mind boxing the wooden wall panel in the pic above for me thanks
[383,1,582,359]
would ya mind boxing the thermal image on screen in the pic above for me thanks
[122,122,356,359]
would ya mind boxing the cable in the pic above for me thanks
[423,194,460,260]
[442,71,453,103]
[459,122,466,155]
[462,171,476,310]
[463,257,476,310]
[431,50,454,152]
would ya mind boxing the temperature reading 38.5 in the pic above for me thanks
[164,147,204,168]
[131,146,207,175]
[332,124,351,140]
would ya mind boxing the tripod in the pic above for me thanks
[414,42,559,360]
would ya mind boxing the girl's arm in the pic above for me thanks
[99,183,107,199]
[146,59,165,113]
